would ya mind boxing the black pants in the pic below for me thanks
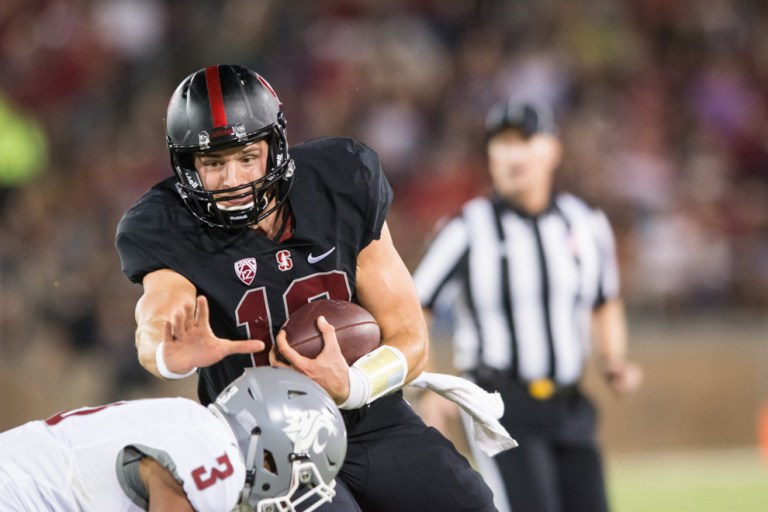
[473,373,609,512]
[321,391,497,512]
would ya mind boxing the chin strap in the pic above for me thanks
[238,427,262,511]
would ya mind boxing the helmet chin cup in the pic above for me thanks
[252,462,336,512]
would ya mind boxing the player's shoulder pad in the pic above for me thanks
[292,136,382,176]
[290,137,392,231]
[116,177,187,235]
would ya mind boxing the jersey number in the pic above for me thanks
[192,453,235,491]
[235,271,351,365]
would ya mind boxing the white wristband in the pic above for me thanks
[338,345,408,410]
[155,342,197,380]
[338,366,370,410]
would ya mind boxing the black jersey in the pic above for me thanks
[116,137,392,404]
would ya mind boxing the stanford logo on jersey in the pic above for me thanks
[276,250,293,271]
[235,258,257,285]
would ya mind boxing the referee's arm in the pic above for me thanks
[592,299,643,396]
[589,207,643,396]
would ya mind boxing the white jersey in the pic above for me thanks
[0,397,245,512]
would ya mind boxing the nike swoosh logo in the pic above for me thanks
[307,247,336,264]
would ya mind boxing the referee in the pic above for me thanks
[413,99,642,512]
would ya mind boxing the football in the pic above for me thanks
[279,300,380,365]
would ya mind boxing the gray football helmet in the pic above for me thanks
[210,367,347,512]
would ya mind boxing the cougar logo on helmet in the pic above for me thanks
[283,409,340,455]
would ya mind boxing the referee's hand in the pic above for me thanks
[603,359,643,396]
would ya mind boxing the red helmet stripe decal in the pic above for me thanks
[205,66,228,127]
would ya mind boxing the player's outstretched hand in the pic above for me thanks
[160,295,265,374]
[271,315,351,404]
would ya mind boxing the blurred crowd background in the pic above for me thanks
[0,0,767,453]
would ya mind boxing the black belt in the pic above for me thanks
[472,366,579,401]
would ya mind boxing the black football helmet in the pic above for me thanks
[166,65,295,229]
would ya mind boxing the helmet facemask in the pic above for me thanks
[236,428,337,512]
[172,124,294,230]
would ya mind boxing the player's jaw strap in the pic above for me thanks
[339,345,407,410]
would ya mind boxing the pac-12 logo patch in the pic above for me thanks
[235,258,257,285]
[276,250,293,271]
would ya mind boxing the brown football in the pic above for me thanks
[279,300,380,365]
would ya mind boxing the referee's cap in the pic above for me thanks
[485,100,558,141]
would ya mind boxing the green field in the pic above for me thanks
[607,448,768,512]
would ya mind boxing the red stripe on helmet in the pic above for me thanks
[205,66,228,127]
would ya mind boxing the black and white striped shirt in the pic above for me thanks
[413,192,620,386]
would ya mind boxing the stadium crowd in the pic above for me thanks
[1,0,767,412]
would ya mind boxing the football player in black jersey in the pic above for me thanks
[116,65,497,512]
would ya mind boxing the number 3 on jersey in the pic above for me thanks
[191,453,235,490]
[235,271,351,365]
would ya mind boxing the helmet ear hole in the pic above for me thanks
[263,450,277,474]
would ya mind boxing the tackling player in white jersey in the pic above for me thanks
[0,367,347,512]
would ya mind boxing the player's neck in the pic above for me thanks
[252,203,292,241]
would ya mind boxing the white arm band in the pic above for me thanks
[155,342,197,380]
[338,345,408,410]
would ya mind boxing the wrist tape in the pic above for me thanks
[155,342,198,380]
[339,345,408,410]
